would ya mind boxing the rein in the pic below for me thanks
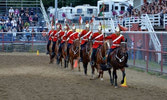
[72,45,79,55]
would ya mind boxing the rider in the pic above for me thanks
[79,21,92,61]
[57,24,67,59]
[66,24,74,60]
[67,24,79,42]
[51,23,62,56]
[89,22,104,66]
[105,24,128,68]
[46,26,57,55]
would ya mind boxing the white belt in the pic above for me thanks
[112,44,120,46]
[94,40,103,43]
[83,39,88,41]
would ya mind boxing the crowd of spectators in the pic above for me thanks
[0,7,48,41]
[0,7,39,32]
[126,0,167,17]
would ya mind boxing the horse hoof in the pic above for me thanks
[101,78,104,81]
[90,78,94,80]
[115,86,118,88]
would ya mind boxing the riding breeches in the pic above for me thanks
[107,48,115,63]
[67,43,72,56]
[80,42,87,59]
[47,40,51,52]
[52,41,57,53]
[91,48,97,62]
[58,42,65,54]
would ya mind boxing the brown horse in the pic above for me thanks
[109,41,128,87]
[91,41,109,80]
[49,41,59,64]
[69,39,80,71]
[57,42,68,68]
[82,41,92,75]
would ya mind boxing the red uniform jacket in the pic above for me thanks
[68,32,79,44]
[105,33,125,49]
[65,30,73,44]
[80,30,92,45]
[58,31,67,43]
[48,30,57,40]
[53,30,62,42]
[91,32,104,48]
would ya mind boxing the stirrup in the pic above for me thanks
[79,58,83,62]
[125,63,129,67]
[90,61,95,66]
[106,63,112,68]
[46,51,49,55]
[51,52,55,56]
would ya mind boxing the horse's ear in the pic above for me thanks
[125,38,127,42]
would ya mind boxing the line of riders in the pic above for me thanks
[46,21,128,69]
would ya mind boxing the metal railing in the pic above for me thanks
[148,14,161,26]
[141,14,161,63]
[163,14,167,28]
[40,0,51,30]
[0,31,167,74]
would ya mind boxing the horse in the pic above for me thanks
[91,41,109,80]
[57,41,68,68]
[49,41,59,64]
[69,39,80,71]
[81,40,92,75]
[109,41,128,87]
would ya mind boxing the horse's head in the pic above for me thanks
[73,39,80,48]
[119,41,128,55]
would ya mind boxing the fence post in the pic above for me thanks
[2,33,4,52]
[32,34,34,52]
[145,33,149,72]
[161,33,163,74]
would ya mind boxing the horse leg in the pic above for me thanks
[121,68,126,84]
[64,58,66,68]
[71,59,74,70]
[60,57,62,67]
[83,62,88,75]
[113,69,118,88]
[100,70,104,81]
[78,59,80,72]
[90,65,95,79]
[108,69,113,85]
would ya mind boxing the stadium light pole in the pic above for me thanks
[55,0,58,19]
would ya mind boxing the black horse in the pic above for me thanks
[108,41,128,87]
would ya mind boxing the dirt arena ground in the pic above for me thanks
[0,53,167,100]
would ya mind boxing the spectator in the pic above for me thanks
[136,40,143,60]
[8,14,12,21]
[29,15,33,25]
[24,21,30,28]
[14,9,20,17]
[127,4,133,17]
[17,17,22,26]
[42,29,47,41]
[12,27,17,41]
[30,8,34,15]
[25,27,31,41]
[11,18,17,27]
[25,13,29,22]
[33,14,38,26]
[20,7,25,16]
[25,8,29,15]
[31,28,36,41]
[9,7,14,16]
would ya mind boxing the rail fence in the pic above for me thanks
[0,31,167,74]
